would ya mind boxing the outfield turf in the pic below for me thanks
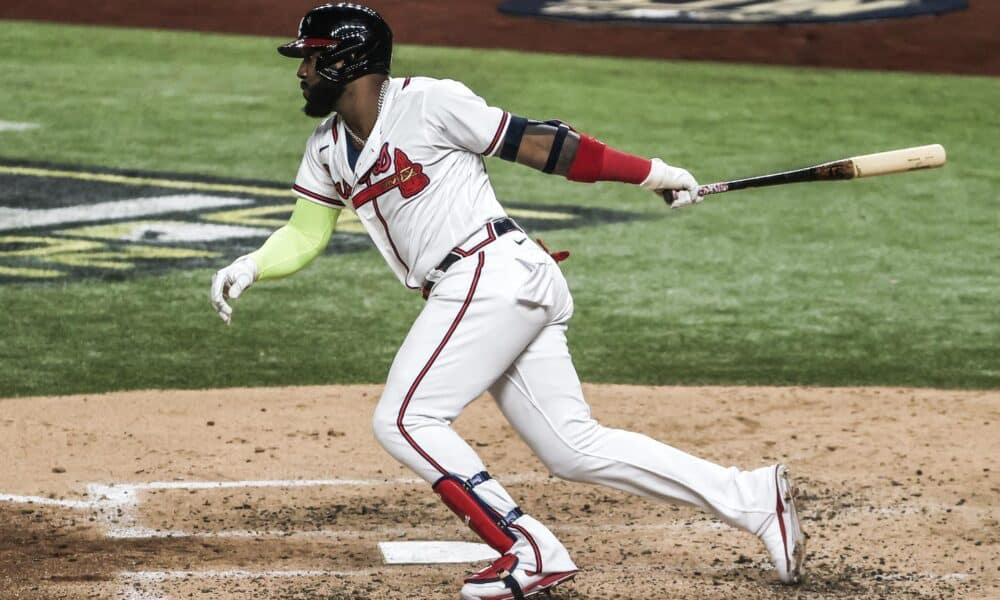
[0,21,997,396]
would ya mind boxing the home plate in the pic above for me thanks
[379,541,500,564]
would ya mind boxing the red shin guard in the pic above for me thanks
[433,475,517,553]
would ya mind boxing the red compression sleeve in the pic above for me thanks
[567,134,652,184]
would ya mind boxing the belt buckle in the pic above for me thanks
[421,266,447,300]
[424,267,446,286]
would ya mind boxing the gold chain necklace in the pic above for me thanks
[343,79,388,147]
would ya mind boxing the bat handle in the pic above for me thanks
[697,182,729,196]
[661,183,727,205]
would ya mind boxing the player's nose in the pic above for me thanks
[297,58,310,79]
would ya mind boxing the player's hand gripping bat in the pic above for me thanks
[663,144,946,205]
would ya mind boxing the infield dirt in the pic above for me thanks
[1,385,997,599]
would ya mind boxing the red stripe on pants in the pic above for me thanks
[396,253,486,476]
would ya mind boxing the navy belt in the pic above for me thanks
[422,217,521,300]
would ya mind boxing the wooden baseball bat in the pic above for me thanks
[664,144,946,203]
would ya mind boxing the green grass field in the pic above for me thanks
[1,21,997,396]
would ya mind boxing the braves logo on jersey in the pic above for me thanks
[326,144,430,206]
[353,146,430,209]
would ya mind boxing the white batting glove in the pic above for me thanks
[641,158,702,209]
[210,256,258,325]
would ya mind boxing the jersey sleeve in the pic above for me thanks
[424,80,510,157]
[292,120,346,209]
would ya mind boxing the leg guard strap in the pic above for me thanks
[503,572,525,600]
[433,471,523,554]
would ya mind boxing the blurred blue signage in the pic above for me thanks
[498,0,968,24]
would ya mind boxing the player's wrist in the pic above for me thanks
[566,134,651,184]
[237,253,261,282]
[640,158,670,191]
[640,158,698,192]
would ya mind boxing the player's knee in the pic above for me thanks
[532,437,598,481]
[542,455,593,483]
[545,461,581,481]
[372,393,439,451]
[538,422,607,482]
[371,399,403,450]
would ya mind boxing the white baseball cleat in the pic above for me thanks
[459,554,577,600]
[757,464,806,584]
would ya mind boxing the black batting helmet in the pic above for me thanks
[278,3,392,85]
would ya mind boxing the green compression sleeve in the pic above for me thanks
[247,197,340,281]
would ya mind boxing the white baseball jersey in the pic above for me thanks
[284,76,801,588]
[291,76,513,289]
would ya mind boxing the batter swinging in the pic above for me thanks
[210,4,805,599]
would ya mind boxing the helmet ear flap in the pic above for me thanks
[315,43,361,83]
[314,50,339,81]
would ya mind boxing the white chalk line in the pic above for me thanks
[116,476,423,491]
[123,472,544,490]
[1,474,551,538]
[0,493,100,509]
[121,569,379,582]
[0,477,472,516]
[1,473,544,510]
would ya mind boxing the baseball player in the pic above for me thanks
[210,4,805,599]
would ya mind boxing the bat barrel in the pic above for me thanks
[848,144,946,178]
[684,143,947,201]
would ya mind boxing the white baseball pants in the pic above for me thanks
[372,231,778,574]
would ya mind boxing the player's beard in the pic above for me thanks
[302,79,345,118]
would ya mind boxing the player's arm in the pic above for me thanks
[425,81,698,206]
[210,198,339,324]
[498,117,700,207]
[249,198,339,280]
